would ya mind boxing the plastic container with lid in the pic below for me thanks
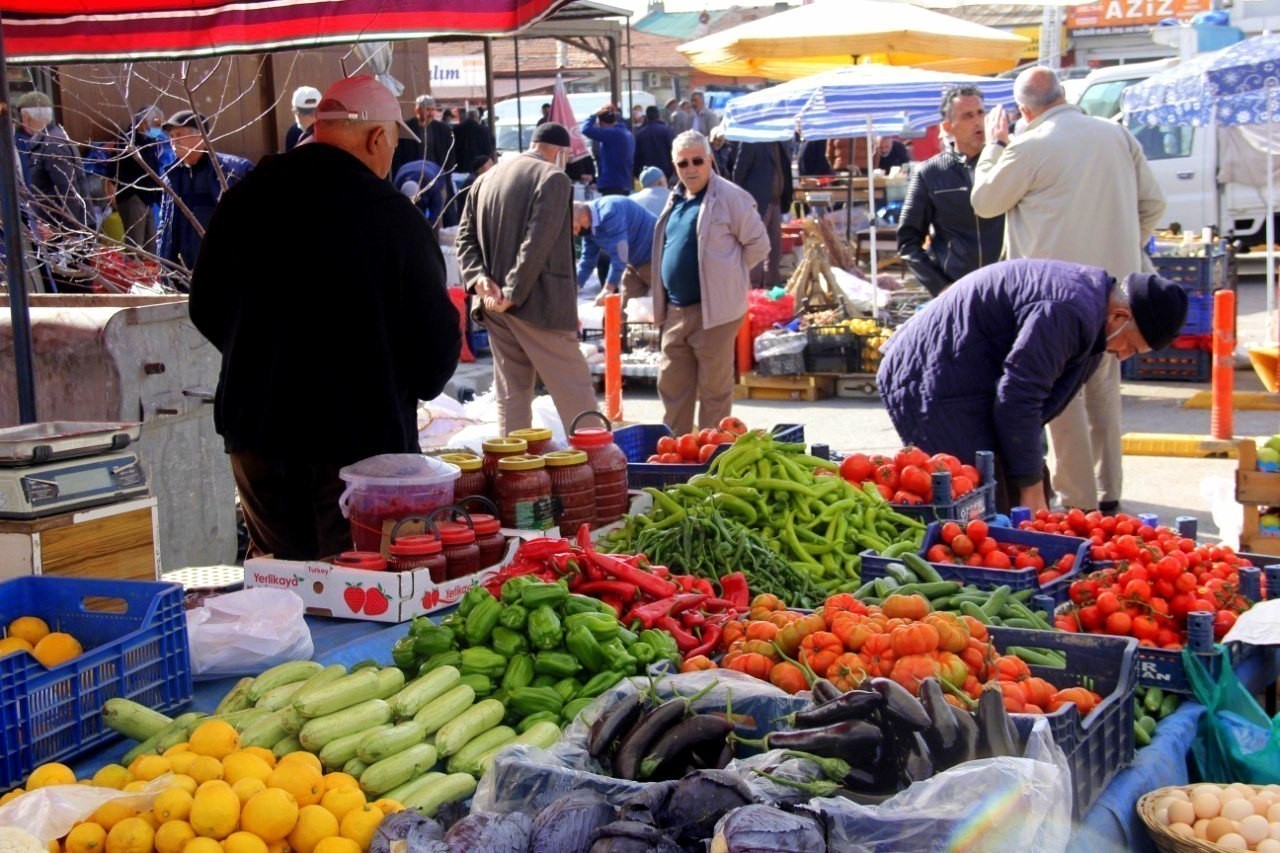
[507,427,566,456]
[440,453,487,505]
[427,506,481,580]
[481,438,529,500]
[495,455,555,531]
[338,454,460,553]
[544,449,597,535]
[387,519,448,581]
[567,412,630,527]
[457,496,508,568]
[331,552,388,571]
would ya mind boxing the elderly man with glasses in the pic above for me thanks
[649,130,769,436]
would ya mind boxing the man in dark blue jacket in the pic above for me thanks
[572,196,657,306]
[878,260,1187,512]
[582,105,635,195]
[634,105,675,180]
[732,140,794,288]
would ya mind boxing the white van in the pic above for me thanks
[1073,59,1268,240]
[492,90,657,154]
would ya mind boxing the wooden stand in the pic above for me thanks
[1235,439,1280,554]
[735,372,835,402]
[0,497,160,582]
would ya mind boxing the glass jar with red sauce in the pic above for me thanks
[567,412,630,527]
[387,535,447,581]
[543,450,597,534]
[427,506,482,581]
[507,427,566,456]
[481,438,528,500]
[495,455,554,530]
[455,496,508,567]
[332,552,387,571]
[440,453,487,504]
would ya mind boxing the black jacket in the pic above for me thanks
[731,141,793,214]
[452,119,495,176]
[633,119,675,179]
[190,143,461,463]
[897,146,1004,297]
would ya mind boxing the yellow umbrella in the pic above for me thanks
[679,0,1031,80]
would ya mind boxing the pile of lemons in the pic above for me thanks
[0,616,84,669]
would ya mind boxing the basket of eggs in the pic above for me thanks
[1139,784,1280,853]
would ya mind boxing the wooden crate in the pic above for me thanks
[1236,438,1280,504]
[836,374,880,398]
[735,372,835,402]
[0,497,160,583]
[1241,504,1280,557]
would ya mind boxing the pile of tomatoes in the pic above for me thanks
[645,417,748,465]
[924,519,1078,586]
[837,445,984,505]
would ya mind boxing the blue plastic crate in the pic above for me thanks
[892,451,998,523]
[986,626,1137,818]
[1181,289,1214,335]
[1121,343,1210,382]
[0,577,192,790]
[615,423,804,491]
[467,329,490,355]
[861,523,1090,604]
[1152,252,1227,291]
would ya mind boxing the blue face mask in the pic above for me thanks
[145,128,165,140]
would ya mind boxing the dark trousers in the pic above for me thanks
[230,449,350,560]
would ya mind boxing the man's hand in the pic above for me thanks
[594,285,617,307]
[1019,483,1049,515]
[473,277,513,313]
[985,107,1011,146]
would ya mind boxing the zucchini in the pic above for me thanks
[359,742,438,795]
[344,757,369,778]
[358,721,427,764]
[239,709,292,749]
[272,735,303,760]
[154,712,208,752]
[298,699,394,751]
[213,677,255,715]
[247,660,324,703]
[317,724,394,771]
[446,726,515,776]
[256,682,305,712]
[384,771,444,804]
[278,706,307,736]
[435,699,505,757]
[391,667,461,719]
[123,710,202,764]
[412,685,476,736]
[102,698,173,742]
[372,668,406,701]
[205,707,269,732]
[294,663,348,696]
[293,668,380,718]
[400,773,477,817]
[478,721,560,774]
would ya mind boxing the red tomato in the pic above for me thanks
[978,538,999,556]
[839,453,875,484]
[893,490,924,505]
[677,434,700,461]
[965,554,985,567]
[1039,570,1061,585]
[1131,615,1160,642]
[951,476,975,497]
[718,416,748,436]
[1096,591,1120,616]
[659,453,682,463]
[1105,611,1132,635]
[983,550,1012,570]
[698,428,717,446]
[900,465,933,498]
[656,436,677,455]
[959,464,982,486]
[929,453,963,478]
[875,483,894,501]
[940,522,962,544]
[966,520,989,543]
[874,465,900,491]
[951,535,975,558]
[926,544,952,563]
[895,445,931,470]
[646,454,661,463]
[697,444,717,463]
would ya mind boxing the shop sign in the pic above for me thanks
[1067,0,1212,34]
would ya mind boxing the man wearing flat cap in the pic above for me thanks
[456,121,598,434]
[878,259,1187,515]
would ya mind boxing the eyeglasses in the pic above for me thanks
[676,157,706,169]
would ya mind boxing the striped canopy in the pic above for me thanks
[0,0,573,63]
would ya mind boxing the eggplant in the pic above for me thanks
[639,714,736,779]
[588,820,682,853]
[618,779,678,825]
[899,731,935,786]
[613,684,723,782]
[444,812,533,853]
[789,687,884,729]
[918,679,963,770]
[811,678,842,705]
[869,678,931,731]
[974,685,1017,759]
[530,789,617,853]
[711,741,733,770]
[948,703,979,766]
[742,718,882,765]
[588,692,646,759]
[711,804,826,852]
[665,770,755,844]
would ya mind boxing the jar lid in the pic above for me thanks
[389,535,442,557]
[508,427,553,444]
[332,551,388,570]
[437,522,477,545]
[544,449,589,467]
[338,454,460,488]
[469,513,502,534]
[569,427,615,449]
[483,438,528,454]
[439,453,482,472]
[498,454,547,472]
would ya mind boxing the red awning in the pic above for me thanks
[0,0,575,64]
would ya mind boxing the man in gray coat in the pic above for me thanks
[456,122,598,434]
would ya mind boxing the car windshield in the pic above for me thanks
[1077,79,1146,119]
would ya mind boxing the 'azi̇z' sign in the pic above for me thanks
[1067,0,1212,35]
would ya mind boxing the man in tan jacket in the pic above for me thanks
[457,122,597,434]
[651,131,770,435]
[972,67,1166,512]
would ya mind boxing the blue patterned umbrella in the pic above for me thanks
[1123,34,1280,127]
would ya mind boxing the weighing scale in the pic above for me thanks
[0,422,149,519]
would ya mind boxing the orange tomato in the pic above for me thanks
[745,621,779,642]
[960,615,989,642]
[680,655,718,673]
[722,621,746,647]
[822,593,868,629]
[768,662,810,694]
[727,652,774,680]
[742,639,781,661]
[750,594,783,612]
[882,594,931,621]
[993,655,1031,682]
[889,654,939,694]
[923,612,971,653]
[1048,687,1100,716]
[859,633,896,678]
[889,622,939,657]
[826,653,869,692]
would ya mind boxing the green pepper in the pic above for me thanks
[629,642,656,667]
[600,639,637,673]
[517,711,561,733]
[501,653,535,693]
[615,627,639,648]
[639,629,680,666]
[520,580,569,609]
[458,673,493,697]
[498,604,529,632]
[579,670,624,699]
[528,605,563,650]
[440,611,467,641]
[490,625,528,658]
[411,625,456,658]
[565,624,607,672]
[564,594,616,617]
[391,636,417,670]
[531,675,557,688]
[460,647,508,680]
[561,697,595,725]
[534,650,582,679]
[564,612,620,641]
[501,575,537,604]
[459,585,494,617]
[551,677,580,702]
[464,596,503,647]
[420,650,462,674]
[409,615,440,638]
[509,686,565,716]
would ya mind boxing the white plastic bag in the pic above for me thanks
[1200,476,1243,549]
[0,776,172,843]
[185,588,313,678]
[624,296,655,323]
[753,329,807,360]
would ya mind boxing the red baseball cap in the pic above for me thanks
[316,75,414,137]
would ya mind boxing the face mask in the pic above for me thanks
[1106,318,1129,343]
[555,149,569,171]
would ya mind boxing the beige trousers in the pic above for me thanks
[483,310,598,435]
[657,304,740,436]
[1047,356,1123,509]
[620,262,652,305]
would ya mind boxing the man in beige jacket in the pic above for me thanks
[971,67,1166,512]
[651,130,770,435]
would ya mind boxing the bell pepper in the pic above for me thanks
[600,639,637,673]
[458,672,493,697]
[565,624,607,672]
[498,603,529,632]
[565,611,621,641]
[629,642,656,667]
[410,615,440,638]
[640,629,681,667]
[616,627,639,647]
[501,575,538,604]
[490,625,529,658]
[464,597,503,647]
[420,650,463,674]
[501,653,535,693]
[412,625,457,658]
[534,650,583,679]
[459,585,495,618]
[532,675,557,688]
[440,611,467,641]
[520,579,569,609]
[579,670,625,699]
[561,697,595,724]
[564,593,619,617]
[551,676,581,702]
[391,636,417,670]
[509,685,565,716]
[460,647,509,680]
[528,605,563,650]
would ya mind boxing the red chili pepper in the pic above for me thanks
[692,578,715,597]
[581,542,678,600]
[657,615,699,652]
[627,596,677,630]
[599,595,623,617]
[673,575,697,593]
[686,623,722,659]
[718,572,750,609]
[575,580,640,600]
[681,609,706,628]
[517,538,571,561]
[700,598,737,612]
[650,565,670,579]
[667,593,709,617]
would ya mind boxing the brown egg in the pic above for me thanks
[1269,802,1280,823]
[1205,816,1237,843]
[1193,818,1211,838]
[1168,800,1197,827]
[1169,823,1196,838]
[1193,793,1222,820]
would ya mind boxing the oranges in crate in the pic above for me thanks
[2,616,84,668]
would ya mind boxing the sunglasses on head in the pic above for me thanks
[676,157,706,169]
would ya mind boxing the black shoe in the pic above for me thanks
[1099,501,1120,514]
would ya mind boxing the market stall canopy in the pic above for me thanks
[720,64,1017,142]
[677,0,1030,80]
[0,0,576,63]
[1122,33,1280,127]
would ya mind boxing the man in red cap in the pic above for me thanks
[190,75,460,560]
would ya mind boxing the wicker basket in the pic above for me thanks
[1138,785,1276,853]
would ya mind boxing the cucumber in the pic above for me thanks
[358,721,427,764]
[279,706,307,736]
[435,699,505,757]
[298,699,394,751]
[413,685,476,736]
[239,708,292,749]
[359,742,438,795]
[102,698,173,742]
[400,773,477,817]
[391,667,461,719]
[902,553,945,584]
[293,669,381,718]
[372,668,406,701]
[344,757,369,777]
[384,771,444,804]
[272,735,303,760]
[318,724,394,771]
[213,677,255,715]
[885,563,913,585]
[446,726,515,776]
[247,661,324,703]
[155,712,208,752]
[478,721,560,774]
[256,682,305,712]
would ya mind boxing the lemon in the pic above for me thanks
[122,781,148,793]
[187,755,224,785]
[265,843,294,853]
[239,788,299,843]
[167,751,198,777]
[338,804,381,852]
[237,747,276,769]
[88,801,137,832]
[8,615,50,646]
[221,752,272,787]
[369,799,402,816]
[91,764,133,790]
[312,840,360,853]
[190,781,240,839]
[320,773,358,793]
[183,840,223,853]
[319,785,365,823]
[27,762,75,788]
[230,777,266,806]
[188,721,239,760]
[0,789,24,806]
[275,753,322,775]
[65,822,107,853]
[131,754,172,782]
[222,832,269,853]
[286,805,338,853]
[32,632,82,668]
[152,787,193,823]
[152,820,194,853]
[168,774,198,797]
[104,817,154,853]
[267,764,323,808]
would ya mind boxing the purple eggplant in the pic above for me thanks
[811,678,842,705]
[740,718,883,765]
[974,685,1017,760]
[918,678,964,770]
[588,691,645,759]
[788,687,884,728]
[639,714,736,779]
[869,677,931,731]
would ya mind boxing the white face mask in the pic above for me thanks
[555,149,570,171]
[1106,318,1129,342]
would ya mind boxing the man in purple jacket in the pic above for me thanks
[878,260,1187,513]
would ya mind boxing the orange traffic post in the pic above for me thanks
[449,287,474,363]
[604,292,623,422]
[736,316,752,376]
[1211,287,1236,440]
